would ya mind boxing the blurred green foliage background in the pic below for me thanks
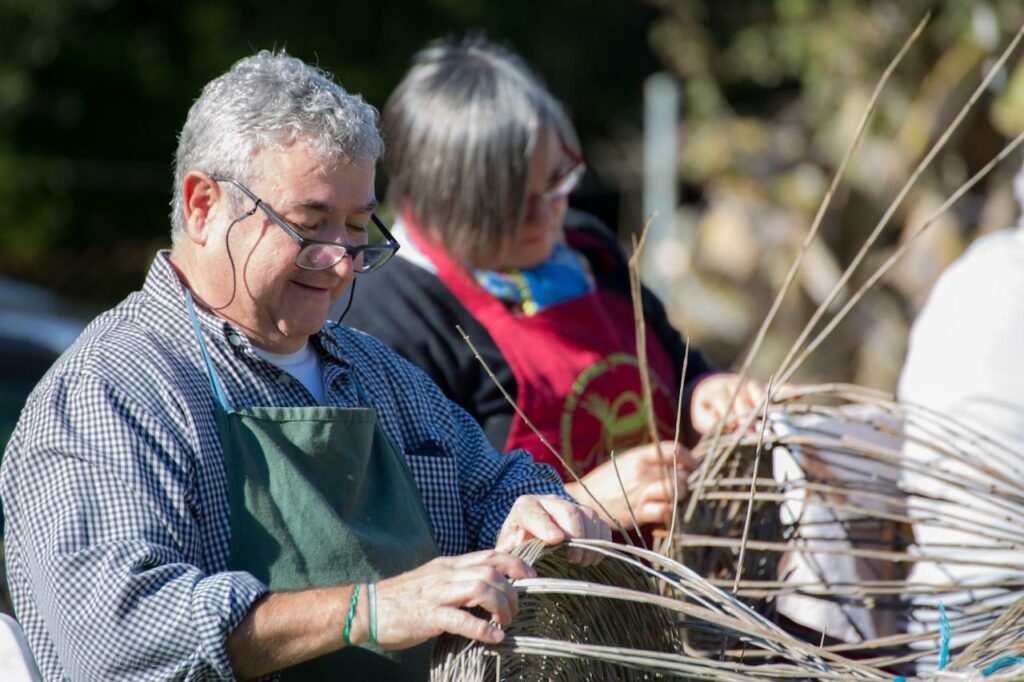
[642,0,1024,388]
[2,0,1024,389]
[0,0,660,303]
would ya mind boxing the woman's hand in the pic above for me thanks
[690,373,767,435]
[374,550,535,650]
[564,441,697,528]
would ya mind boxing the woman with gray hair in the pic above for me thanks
[346,38,764,533]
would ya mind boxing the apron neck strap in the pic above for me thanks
[349,366,371,406]
[183,289,233,412]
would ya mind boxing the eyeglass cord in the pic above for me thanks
[337,277,357,324]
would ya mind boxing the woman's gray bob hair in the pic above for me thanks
[382,37,580,263]
[170,50,383,244]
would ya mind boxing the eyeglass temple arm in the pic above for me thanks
[372,214,401,252]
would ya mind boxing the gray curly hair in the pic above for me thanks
[170,50,383,243]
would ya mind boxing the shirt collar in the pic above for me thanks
[143,250,350,371]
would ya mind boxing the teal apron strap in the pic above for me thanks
[183,289,233,411]
[349,370,371,407]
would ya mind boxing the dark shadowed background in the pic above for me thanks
[2,0,1024,410]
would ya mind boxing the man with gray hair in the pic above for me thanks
[0,51,607,680]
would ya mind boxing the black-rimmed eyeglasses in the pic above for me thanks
[210,175,400,273]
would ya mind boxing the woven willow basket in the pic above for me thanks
[431,541,682,681]
[664,384,1024,674]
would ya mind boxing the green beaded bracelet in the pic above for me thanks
[343,584,361,647]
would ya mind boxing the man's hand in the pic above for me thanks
[564,440,697,528]
[691,373,767,435]
[373,550,535,650]
[494,495,611,566]
[229,551,540,676]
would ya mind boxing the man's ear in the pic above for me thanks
[181,172,221,245]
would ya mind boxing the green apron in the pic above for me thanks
[186,292,439,680]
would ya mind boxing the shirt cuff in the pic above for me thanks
[191,570,269,679]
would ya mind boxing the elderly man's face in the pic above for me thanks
[201,144,376,353]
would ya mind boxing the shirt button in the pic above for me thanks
[277,374,292,385]
[227,334,244,347]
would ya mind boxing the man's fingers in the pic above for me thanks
[496,496,610,565]
[443,573,517,626]
[373,549,544,651]
[450,565,517,601]
[566,507,609,566]
[451,550,537,580]
[494,528,528,554]
[434,606,505,644]
[515,497,570,544]
[592,509,612,542]
[541,496,604,566]
[580,509,611,565]
[536,497,611,564]
[536,497,585,563]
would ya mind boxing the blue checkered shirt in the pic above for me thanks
[1,251,567,681]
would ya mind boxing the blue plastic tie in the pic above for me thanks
[894,605,954,682]
[982,656,1024,676]
[937,601,950,671]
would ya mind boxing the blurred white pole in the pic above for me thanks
[643,72,678,234]
[642,72,681,294]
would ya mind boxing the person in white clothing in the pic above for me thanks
[897,164,1024,668]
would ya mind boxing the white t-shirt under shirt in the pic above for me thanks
[252,341,326,405]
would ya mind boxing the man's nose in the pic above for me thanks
[330,251,357,278]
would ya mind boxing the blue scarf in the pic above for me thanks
[474,242,595,316]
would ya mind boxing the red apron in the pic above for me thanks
[408,224,680,480]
